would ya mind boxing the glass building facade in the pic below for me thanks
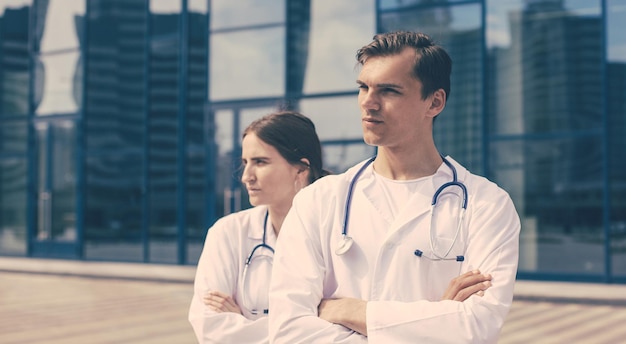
[0,0,624,283]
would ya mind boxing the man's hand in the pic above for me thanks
[203,290,243,314]
[441,270,492,301]
[318,298,368,336]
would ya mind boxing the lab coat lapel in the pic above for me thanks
[361,168,395,225]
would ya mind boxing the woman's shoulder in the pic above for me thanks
[208,206,266,238]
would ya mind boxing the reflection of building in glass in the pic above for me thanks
[520,1,603,225]
[83,1,209,241]
[0,6,29,115]
[607,61,626,214]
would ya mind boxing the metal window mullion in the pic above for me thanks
[177,0,190,265]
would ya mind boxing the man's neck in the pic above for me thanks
[373,147,442,180]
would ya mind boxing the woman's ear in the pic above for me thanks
[298,158,311,173]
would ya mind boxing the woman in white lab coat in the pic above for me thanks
[188,111,328,344]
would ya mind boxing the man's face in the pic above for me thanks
[357,48,439,150]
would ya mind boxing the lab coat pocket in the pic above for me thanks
[420,237,466,300]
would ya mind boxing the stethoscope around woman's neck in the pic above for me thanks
[335,155,468,261]
[242,210,274,315]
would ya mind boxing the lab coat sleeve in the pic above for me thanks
[366,187,521,344]
[268,191,368,344]
[189,218,269,344]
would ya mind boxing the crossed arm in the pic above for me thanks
[317,269,492,336]
[205,269,492,336]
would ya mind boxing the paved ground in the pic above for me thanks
[1,258,626,343]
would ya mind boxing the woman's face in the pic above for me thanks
[240,133,303,211]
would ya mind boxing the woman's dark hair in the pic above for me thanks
[356,31,452,101]
[243,111,329,184]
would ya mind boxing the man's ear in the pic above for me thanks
[428,89,446,117]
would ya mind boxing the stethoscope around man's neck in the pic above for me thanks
[335,155,468,262]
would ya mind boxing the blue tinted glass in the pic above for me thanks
[487,0,602,135]
[300,96,363,141]
[210,28,285,100]
[85,0,147,151]
[0,2,30,116]
[607,0,626,277]
[211,0,284,30]
[0,120,27,153]
[0,157,27,255]
[322,144,376,174]
[303,0,375,94]
[491,137,604,275]
[34,51,82,115]
[380,0,474,11]
[36,0,85,53]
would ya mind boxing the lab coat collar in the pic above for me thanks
[246,205,277,245]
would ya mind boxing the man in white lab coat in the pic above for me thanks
[268,31,521,343]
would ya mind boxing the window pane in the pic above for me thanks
[0,158,27,256]
[492,136,605,275]
[84,152,143,262]
[213,109,237,219]
[0,120,27,153]
[607,0,626,277]
[300,96,362,141]
[187,0,209,260]
[149,2,180,264]
[36,0,85,52]
[380,0,475,10]
[210,28,285,100]
[34,51,82,115]
[487,0,603,135]
[211,0,284,30]
[303,0,375,94]
[86,0,147,151]
[0,2,30,116]
[323,143,376,175]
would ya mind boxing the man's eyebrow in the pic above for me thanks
[356,80,403,89]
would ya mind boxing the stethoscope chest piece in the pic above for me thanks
[335,235,354,255]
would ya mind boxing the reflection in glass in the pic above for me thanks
[239,107,276,133]
[487,0,602,135]
[148,6,180,264]
[34,120,77,243]
[0,2,30,116]
[85,0,148,151]
[35,51,82,115]
[300,96,362,140]
[323,144,376,175]
[186,2,208,258]
[150,0,181,14]
[380,0,469,10]
[0,158,27,255]
[210,28,285,100]
[492,137,604,274]
[303,0,375,94]
[211,0,284,30]
[607,0,626,277]
[214,110,236,219]
[36,0,84,52]
[84,152,143,262]
[0,120,27,153]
